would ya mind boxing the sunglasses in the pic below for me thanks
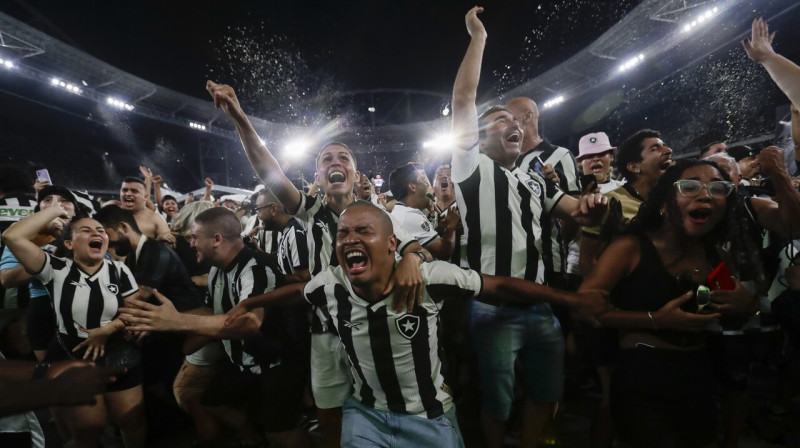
[673,179,734,199]
[253,203,277,212]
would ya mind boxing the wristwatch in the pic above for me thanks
[413,251,428,263]
[32,362,52,380]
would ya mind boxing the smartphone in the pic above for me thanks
[707,263,735,291]
[580,174,597,193]
[36,168,52,185]
[533,156,545,173]
[696,285,711,313]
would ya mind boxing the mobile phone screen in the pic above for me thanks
[36,169,52,185]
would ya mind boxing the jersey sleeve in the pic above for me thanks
[529,172,565,214]
[239,260,279,301]
[391,208,439,247]
[386,210,417,255]
[555,150,581,195]
[293,191,322,222]
[451,141,481,183]
[34,252,65,285]
[422,261,482,302]
[302,269,335,307]
[116,262,139,298]
[280,223,309,274]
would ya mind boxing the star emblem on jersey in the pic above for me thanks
[315,221,330,235]
[396,314,420,339]
[590,137,597,144]
[420,220,431,232]
[525,179,542,197]
[106,283,119,295]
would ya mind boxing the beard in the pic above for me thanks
[113,238,134,257]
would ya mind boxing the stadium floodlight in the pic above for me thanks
[681,6,720,33]
[368,106,376,113]
[422,133,454,152]
[106,96,134,111]
[189,122,207,131]
[618,54,645,72]
[285,139,312,159]
[0,58,14,69]
[50,77,83,94]
[542,96,565,109]
[442,104,450,116]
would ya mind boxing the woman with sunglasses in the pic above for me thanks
[2,205,146,448]
[579,159,742,448]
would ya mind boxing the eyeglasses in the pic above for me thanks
[673,179,734,199]
[253,203,276,212]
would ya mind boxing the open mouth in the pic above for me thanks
[688,208,712,224]
[345,249,368,274]
[590,163,603,172]
[328,172,346,184]
[89,239,103,250]
[440,181,449,189]
[505,131,521,143]
[659,158,674,170]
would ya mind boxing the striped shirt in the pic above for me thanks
[391,203,439,247]
[516,140,579,278]
[277,217,309,275]
[304,261,482,418]
[35,254,138,338]
[452,144,564,284]
[208,247,282,374]
[294,193,415,275]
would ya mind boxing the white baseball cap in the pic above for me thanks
[577,132,616,161]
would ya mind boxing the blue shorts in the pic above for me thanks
[470,300,565,420]
[341,396,464,448]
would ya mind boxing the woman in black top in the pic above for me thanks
[580,159,748,448]
[3,205,146,448]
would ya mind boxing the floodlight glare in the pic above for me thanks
[106,97,134,111]
[189,122,207,131]
[681,5,720,33]
[2,60,14,69]
[422,134,454,151]
[368,106,376,113]
[51,78,60,85]
[542,96,565,109]
[442,105,450,116]
[285,139,312,159]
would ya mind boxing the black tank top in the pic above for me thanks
[611,233,706,347]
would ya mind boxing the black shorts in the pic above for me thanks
[201,359,305,433]
[611,346,716,448]
[43,332,142,392]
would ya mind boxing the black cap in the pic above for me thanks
[162,194,177,204]
[727,145,759,162]
[37,185,77,205]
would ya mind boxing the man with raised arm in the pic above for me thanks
[450,7,608,447]
[120,202,608,448]
[205,79,430,445]
[118,177,174,244]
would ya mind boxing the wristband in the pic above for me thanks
[412,251,428,263]
[32,362,51,380]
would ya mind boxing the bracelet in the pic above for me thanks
[647,311,658,330]
[32,362,51,380]
[412,251,428,263]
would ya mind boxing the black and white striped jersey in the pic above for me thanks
[293,193,416,276]
[303,261,482,418]
[35,254,138,338]
[452,144,564,284]
[516,140,580,278]
[208,247,282,374]
[277,217,309,276]
[390,203,439,247]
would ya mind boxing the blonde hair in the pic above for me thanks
[171,201,215,236]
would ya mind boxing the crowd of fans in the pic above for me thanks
[1,8,800,448]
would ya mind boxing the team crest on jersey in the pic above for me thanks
[315,221,330,235]
[525,179,542,197]
[420,220,431,232]
[396,314,420,339]
[106,284,119,295]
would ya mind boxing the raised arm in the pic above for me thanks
[1,207,65,274]
[152,174,164,210]
[202,177,213,202]
[206,81,302,212]
[451,6,487,150]
[743,17,800,106]
[751,146,800,238]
